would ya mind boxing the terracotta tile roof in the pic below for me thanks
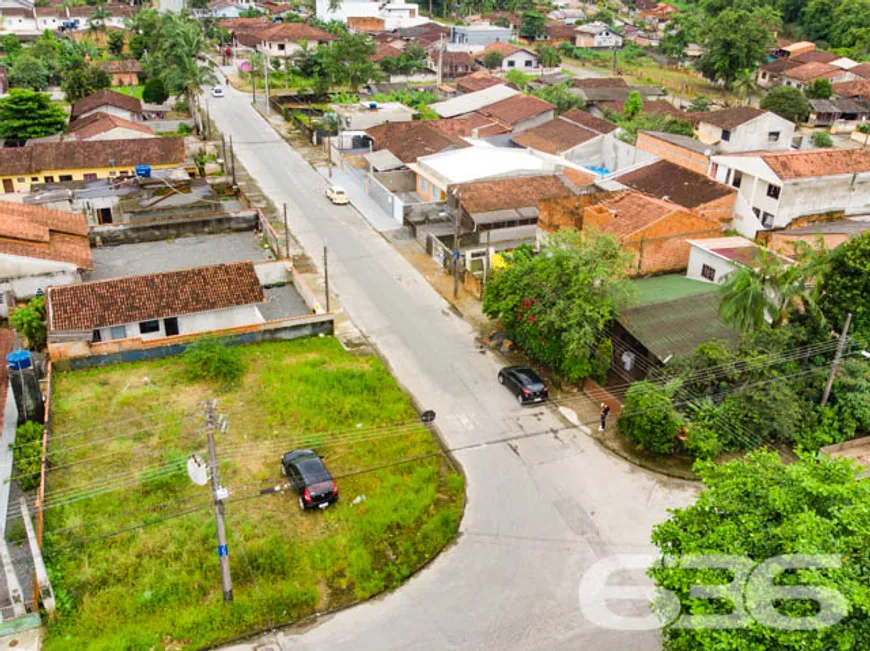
[436,113,509,137]
[47,262,264,332]
[760,58,801,75]
[572,76,629,89]
[440,50,474,67]
[833,79,870,97]
[0,138,185,176]
[560,108,618,134]
[65,112,156,140]
[547,21,576,39]
[510,117,600,154]
[592,190,686,238]
[790,50,839,64]
[483,11,520,25]
[216,16,271,28]
[598,99,683,117]
[95,59,144,74]
[479,41,526,58]
[851,62,870,79]
[371,42,402,62]
[0,202,91,270]
[70,90,143,120]
[455,71,502,93]
[782,61,841,83]
[477,94,554,126]
[259,22,337,42]
[365,121,469,162]
[690,106,766,129]
[756,149,870,180]
[451,174,574,213]
[613,160,735,209]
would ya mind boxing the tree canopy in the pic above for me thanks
[62,64,111,103]
[761,85,811,124]
[650,450,870,650]
[519,11,547,40]
[697,7,778,86]
[820,231,870,338]
[0,89,66,145]
[482,230,631,382]
[8,55,49,90]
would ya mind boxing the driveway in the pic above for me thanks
[207,75,697,651]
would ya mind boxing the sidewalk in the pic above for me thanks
[316,166,400,233]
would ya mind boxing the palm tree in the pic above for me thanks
[156,14,216,105]
[89,4,110,33]
[731,69,758,106]
[718,264,777,332]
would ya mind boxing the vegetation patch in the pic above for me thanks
[43,338,463,651]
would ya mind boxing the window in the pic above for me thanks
[43,176,54,183]
[109,325,127,340]
[524,60,532,67]
[92,329,102,343]
[109,171,116,176]
[278,43,285,51]
[164,317,179,336]
[30,177,38,182]
[507,60,515,67]
[701,264,716,281]
[84,173,97,181]
[721,129,731,142]
[731,170,742,189]
[766,184,781,199]
[16,177,23,183]
[58,174,72,182]
[139,320,160,335]
[761,212,775,228]
[768,131,780,143]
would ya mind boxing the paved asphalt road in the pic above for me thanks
[207,78,696,651]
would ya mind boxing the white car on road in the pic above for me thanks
[325,185,349,205]
[211,87,225,98]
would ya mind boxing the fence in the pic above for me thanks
[33,361,52,609]
[258,210,288,259]
[90,210,259,246]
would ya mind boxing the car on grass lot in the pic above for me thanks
[281,449,339,510]
[211,87,225,98]
[325,185,349,205]
[498,366,549,405]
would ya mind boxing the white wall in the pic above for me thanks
[565,133,656,172]
[0,380,19,535]
[698,113,795,153]
[513,109,555,133]
[85,127,158,142]
[0,254,79,299]
[686,245,735,284]
[79,105,140,122]
[94,304,266,342]
[500,50,539,72]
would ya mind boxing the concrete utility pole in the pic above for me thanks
[283,203,290,259]
[821,312,852,407]
[19,497,54,615]
[452,208,460,299]
[264,51,271,117]
[221,134,228,175]
[229,135,237,187]
[323,245,330,312]
[482,228,491,291]
[437,34,444,87]
[326,134,333,178]
[204,400,233,603]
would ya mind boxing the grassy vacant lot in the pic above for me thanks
[114,85,145,100]
[43,338,463,651]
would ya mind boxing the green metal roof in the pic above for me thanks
[628,275,720,308]
[618,291,739,362]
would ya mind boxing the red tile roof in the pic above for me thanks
[591,191,692,238]
[850,62,870,79]
[477,94,554,126]
[455,70,502,93]
[365,121,469,162]
[510,117,600,154]
[833,79,870,97]
[560,108,618,134]
[451,174,574,213]
[70,90,143,121]
[259,22,337,42]
[0,202,91,270]
[436,113,509,137]
[479,41,527,59]
[690,106,766,129]
[47,262,264,331]
[65,112,156,140]
[755,149,870,179]
[572,76,628,89]
[613,160,735,209]
[95,59,144,74]
[790,50,839,64]
[782,61,841,83]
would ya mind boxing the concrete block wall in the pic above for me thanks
[635,132,710,175]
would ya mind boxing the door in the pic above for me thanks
[2,179,13,194]
[97,208,113,224]
[164,317,179,336]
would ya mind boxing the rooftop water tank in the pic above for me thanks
[135,165,152,178]
[6,350,31,371]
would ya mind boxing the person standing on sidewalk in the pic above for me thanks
[599,403,611,431]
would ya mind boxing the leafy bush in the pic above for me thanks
[684,424,723,459]
[618,381,682,455]
[795,406,854,451]
[811,131,833,148]
[13,421,44,492]
[173,99,189,113]
[142,77,168,104]
[177,122,191,135]
[182,338,245,388]
[10,295,46,351]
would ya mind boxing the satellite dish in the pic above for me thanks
[187,455,210,486]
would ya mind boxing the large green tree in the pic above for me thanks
[761,85,811,124]
[0,89,66,145]
[698,7,778,87]
[8,55,49,90]
[659,10,703,60]
[820,231,870,337]
[805,78,834,99]
[519,10,548,40]
[61,64,111,103]
[649,450,870,650]
[482,230,631,381]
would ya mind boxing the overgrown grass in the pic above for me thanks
[114,85,145,100]
[43,338,463,651]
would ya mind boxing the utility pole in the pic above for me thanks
[326,134,333,178]
[283,203,290,259]
[204,400,233,603]
[205,101,211,140]
[264,51,271,117]
[482,228,491,291]
[229,135,237,187]
[221,134,228,175]
[821,312,852,407]
[323,245,330,312]
[437,34,443,87]
[452,207,460,299]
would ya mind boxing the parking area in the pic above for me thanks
[89,232,275,280]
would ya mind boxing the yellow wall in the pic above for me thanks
[415,173,446,202]
[1,163,178,194]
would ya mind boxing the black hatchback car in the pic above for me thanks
[281,449,339,510]
[498,366,549,404]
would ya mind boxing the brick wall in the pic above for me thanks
[768,232,849,255]
[696,192,736,224]
[636,132,710,175]
[622,209,721,275]
[348,16,385,31]
[538,192,612,232]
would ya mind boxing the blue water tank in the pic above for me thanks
[6,350,32,371]
[135,165,152,178]
[368,102,378,110]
